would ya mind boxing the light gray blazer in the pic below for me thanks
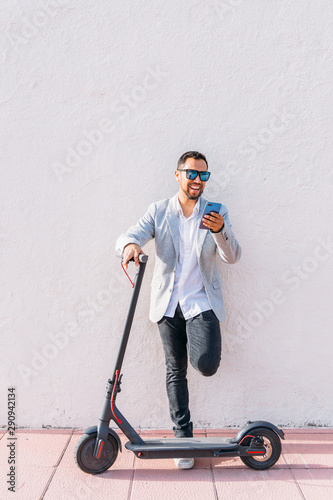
[115,194,241,323]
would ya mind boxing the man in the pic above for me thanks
[115,151,241,469]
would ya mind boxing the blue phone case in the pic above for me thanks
[199,202,222,230]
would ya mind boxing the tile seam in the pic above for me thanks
[39,429,74,499]
[289,467,307,500]
[55,430,75,467]
[39,468,57,500]
[211,466,219,500]
[127,469,135,500]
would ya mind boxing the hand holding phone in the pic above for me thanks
[199,202,223,231]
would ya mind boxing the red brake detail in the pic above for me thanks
[111,370,123,424]
[239,434,255,445]
[248,451,264,454]
[121,261,134,287]
[97,441,104,458]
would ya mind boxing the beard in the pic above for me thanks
[181,184,203,200]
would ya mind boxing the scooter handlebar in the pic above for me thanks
[126,254,148,264]
[138,254,148,263]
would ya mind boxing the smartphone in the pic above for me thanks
[199,202,222,230]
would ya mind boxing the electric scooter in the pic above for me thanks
[74,255,284,474]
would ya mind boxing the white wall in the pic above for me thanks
[1,0,333,429]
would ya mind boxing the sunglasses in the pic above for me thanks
[178,169,211,182]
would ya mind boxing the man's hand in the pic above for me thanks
[122,243,145,269]
[202,212,224,233]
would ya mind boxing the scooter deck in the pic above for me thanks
[125,437,242,459]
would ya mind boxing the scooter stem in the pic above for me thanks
[112,254,148,379]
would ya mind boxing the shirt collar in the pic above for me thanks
[177,197,200,216]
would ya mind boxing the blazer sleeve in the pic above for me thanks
[115,202,156,257]
[211,206,241,264]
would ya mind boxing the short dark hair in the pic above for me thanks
[177,151,208,170]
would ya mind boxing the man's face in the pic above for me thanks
[175,158,208,200]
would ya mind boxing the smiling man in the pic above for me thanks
[116,151,241,469]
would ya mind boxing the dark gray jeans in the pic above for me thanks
[157,303,221,437]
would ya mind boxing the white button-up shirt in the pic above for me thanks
[165,198,212,319]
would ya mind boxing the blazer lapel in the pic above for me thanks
[196,196,208,258]
[166,194,180,257]
[166,194,208,259]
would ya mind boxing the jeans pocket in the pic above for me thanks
[157,316,166,325]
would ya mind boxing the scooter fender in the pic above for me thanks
[231,420,285,443]
[83,425,122,452]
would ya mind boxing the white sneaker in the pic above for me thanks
[174,458,195,470]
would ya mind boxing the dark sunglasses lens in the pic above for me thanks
[186,170,198,180]
[199,172,210,181]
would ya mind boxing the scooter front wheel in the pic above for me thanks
[74,432,119,474]
[240,427,281,470]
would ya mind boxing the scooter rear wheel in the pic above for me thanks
[240,427,281,470]
[74,432,118,474]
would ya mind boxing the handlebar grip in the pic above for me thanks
[139,254,148,263]
[127,254,148,264]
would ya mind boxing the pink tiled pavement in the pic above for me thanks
[130,468,216,500]
[282,432,333,469]
[0,428,332,500]
[292,468,333,500]
[213,468,305,499]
